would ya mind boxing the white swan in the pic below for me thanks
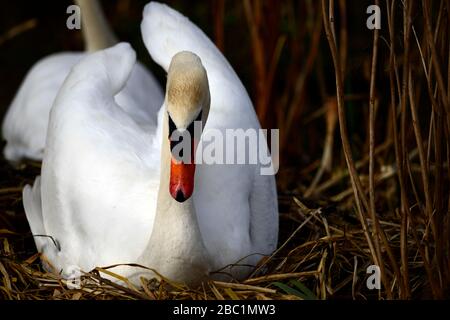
[2,0,163,162]
[23,2,278,286]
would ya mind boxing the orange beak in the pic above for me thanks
[169,137,197,203]
[169,157,195,202]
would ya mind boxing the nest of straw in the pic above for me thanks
[0,158,436,300]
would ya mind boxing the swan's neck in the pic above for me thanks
[75,0,118,52]
[140,111,210,284]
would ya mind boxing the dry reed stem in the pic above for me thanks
[321,0,380,282]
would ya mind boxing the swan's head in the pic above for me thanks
[165,51,210,203]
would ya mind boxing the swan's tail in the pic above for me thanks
[67,42,136,96]
[23,176,46,252]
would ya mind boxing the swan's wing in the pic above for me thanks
[141,2,231,77]
[38,43,160,272]
[249,169,279,255]
[115,61,164,131]
[2,53,84,162]
[141,2,258,128]
[2,50,163,163]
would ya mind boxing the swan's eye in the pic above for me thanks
[168,112,177,138]
[187,111,202,137]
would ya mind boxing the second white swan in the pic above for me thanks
[2,0,163,162]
